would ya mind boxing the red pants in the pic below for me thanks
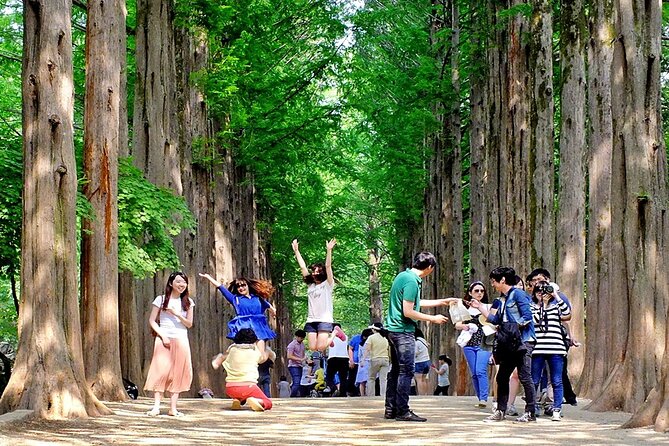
[226,384,273,410]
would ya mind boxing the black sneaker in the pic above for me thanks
[384,409,396,419]
[515,412,537,423]
[396,410,427,422]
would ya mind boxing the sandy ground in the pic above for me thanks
[0,396,667,446]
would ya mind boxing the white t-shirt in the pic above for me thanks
[152,295,194,339]
[306,281,334,323]
[415,337,430,362]
[328,335,349,358]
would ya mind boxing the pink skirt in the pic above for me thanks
[144,336,193,394]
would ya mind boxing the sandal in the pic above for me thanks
[167,411,185,417]
[146,408,160,417]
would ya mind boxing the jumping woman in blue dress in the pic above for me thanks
[199,273,277,368]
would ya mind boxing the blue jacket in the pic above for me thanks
[487,288,536,343]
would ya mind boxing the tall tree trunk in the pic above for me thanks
[529,0,555,271]
[368,247,383,323]
[81,0,127,402]
[0,0,110,417]
[556,0,587,381]
[587,0,667,414]
[130,0,180,389]
[579,0,616,399]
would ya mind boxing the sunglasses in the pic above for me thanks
[236,283,248,287]
[472,289,485,293]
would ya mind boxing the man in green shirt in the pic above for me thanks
[384,252,456,422]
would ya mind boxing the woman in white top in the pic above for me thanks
[144,272,195,417]
[292,238,345,351]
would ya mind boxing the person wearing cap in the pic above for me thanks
[383,251,457,422]
[365,323,390,397]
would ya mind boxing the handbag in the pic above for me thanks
[492,298,524,361]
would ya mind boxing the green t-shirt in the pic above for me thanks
[385,269,421,333]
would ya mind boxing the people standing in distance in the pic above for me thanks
[144,272,195,417]
[413,327,431,395]
[432,355,452,396]
[257,345,276,398]
[325,323,350,396]
[364,323,390,397]
[286,329,307,397]
[291,238,346,352]
[384,251,457,422]
[471,267,537,423]
[199,273,276,369]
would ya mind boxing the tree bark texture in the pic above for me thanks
[420,0,462,393]
[127,0,272,397]
[579,0,616,399]
[587,0,668,416]
[0,0,110,418]
[368,248,383,324]
[556,0,587,381]
[528,0,555,272]
[81,0,127,402]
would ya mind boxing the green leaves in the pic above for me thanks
[117,158,196,278]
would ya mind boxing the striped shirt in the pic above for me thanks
[531,299,571,355]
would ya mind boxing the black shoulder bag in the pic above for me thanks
[492,294,523,362]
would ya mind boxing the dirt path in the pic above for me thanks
[0,396,667,445]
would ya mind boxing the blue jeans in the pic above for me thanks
[463,346,491,401]
[531,354,564,410]
[258,373,271,398]
[385,332,416,416]
[288,366,302,397]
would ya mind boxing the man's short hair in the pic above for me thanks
[527,268,551,281]
[489,266,517,285]
[295,329,307,338]
[412,251,437,270]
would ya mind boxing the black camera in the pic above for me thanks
[536,284,554,295]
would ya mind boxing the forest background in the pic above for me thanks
[1,0,669,433]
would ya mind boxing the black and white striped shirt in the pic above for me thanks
[531,299,571,356]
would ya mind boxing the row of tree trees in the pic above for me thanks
[408,0,669,432]
[2,0,669,433]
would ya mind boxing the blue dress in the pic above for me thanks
[217,285,276,340]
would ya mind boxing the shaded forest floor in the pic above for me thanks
[0,396,668,445]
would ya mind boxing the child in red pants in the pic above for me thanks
[218,328,272,411]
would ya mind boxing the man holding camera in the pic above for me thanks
[470,266,537,422]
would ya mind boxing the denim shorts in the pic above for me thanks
[304,321,333,333]
[414,360,431,375]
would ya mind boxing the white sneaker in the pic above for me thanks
[507,405,519,416]
[552,409,562,421]
[476,400,487,408]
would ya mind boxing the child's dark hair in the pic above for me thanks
[233,328,258,344]
[295,329,306,338]
[280,375,287,381]
[439,354,452,366]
